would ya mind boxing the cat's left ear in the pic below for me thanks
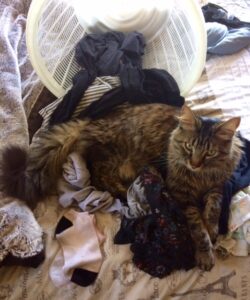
[216,117,241,140]
[178,105,197,130]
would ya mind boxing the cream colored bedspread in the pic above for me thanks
[1,0,250,299]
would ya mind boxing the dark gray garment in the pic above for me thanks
[49,31,145,125]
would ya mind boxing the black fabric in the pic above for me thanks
[219,136,250,234]
[49,71,95,126]
[202,3,250,29]
[79,67,184,119]
[75,31,145,74]
[71,268,97,287]
[114,167,196,278]
[55,216,73,235]
[0,250,45,268]
[49,31,145,126]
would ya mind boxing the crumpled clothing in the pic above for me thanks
[229,191,250,232]
[202,3,250,29]
[124,166,165,218]
[49,30,184,125]
[58,152,126,214]
[215,226,250,258]
[79,67,184,120]
[114,167,195,278]
[59,153,159,218]
[219,136,250,234]
[206,22,250,55]
[75,31,145,75]
[39,76,121,128]
[49,31,145,125]
[125,175,151,218]
[0,198,45,268]
[215,188,250,257]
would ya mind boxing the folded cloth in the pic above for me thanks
[206,22,250,55]
[0,198,45,268]
[49,31,145,126]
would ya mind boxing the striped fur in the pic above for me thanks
[166,106,242,270]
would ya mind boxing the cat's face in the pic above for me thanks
[170,106,240,172]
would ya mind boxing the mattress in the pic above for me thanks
[1,0,250,299]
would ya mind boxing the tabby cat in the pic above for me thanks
[0,104,242,271]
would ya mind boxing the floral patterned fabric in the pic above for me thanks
[114,168,196,278]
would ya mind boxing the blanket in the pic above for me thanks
[0,0,43,153]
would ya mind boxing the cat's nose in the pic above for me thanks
[190,159,202,169]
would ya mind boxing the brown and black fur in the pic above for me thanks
[0,103,242,271]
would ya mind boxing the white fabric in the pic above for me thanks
[215,188,250,257]
[229,192,250,232]
[58,152,127,214]
[0,198,44,262]
[49,210,105,287]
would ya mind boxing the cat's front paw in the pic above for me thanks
[207,225,218,244]
[195,249,215,271]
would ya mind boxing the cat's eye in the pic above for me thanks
[207,149,216,157]
[184,142,192,150]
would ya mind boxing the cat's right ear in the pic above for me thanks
[215,117,241,140]
[178,105,197,130]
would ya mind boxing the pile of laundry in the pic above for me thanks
[38,30,184,130]
[49,138,250,285]
[51,160,196,284]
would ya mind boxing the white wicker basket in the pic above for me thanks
[26,0,206,98]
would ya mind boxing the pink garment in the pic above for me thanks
[49,210,105,287]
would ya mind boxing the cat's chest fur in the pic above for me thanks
[166,166,227,207]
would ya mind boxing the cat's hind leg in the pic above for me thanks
[0,119,90,207]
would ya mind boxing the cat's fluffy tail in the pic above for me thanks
[0,120,86,208]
